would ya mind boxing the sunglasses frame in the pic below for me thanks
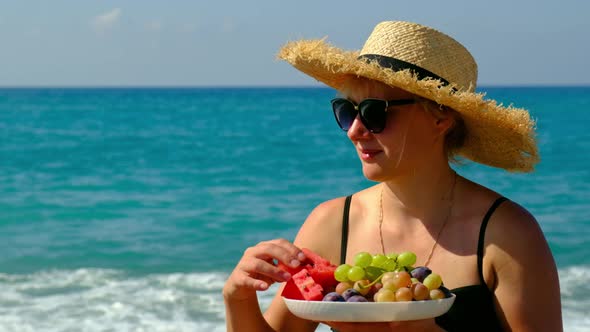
[331,98,416,133]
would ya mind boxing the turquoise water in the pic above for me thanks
[0,87,588,331]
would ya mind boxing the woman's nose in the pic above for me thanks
[347,115,371,140]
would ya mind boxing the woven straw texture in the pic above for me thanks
[278,21,539,172]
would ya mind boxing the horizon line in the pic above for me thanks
[0,83,589,89]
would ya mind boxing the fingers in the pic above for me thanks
[224,239,306,300]
[234,269,276,291]
[240,253,292,282]
[247,238,306,268]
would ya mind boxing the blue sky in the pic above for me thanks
[1,0,588,86]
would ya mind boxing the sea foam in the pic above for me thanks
[0,269,227,332]
[0,266,587,331]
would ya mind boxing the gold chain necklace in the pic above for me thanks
[378,171,458,266]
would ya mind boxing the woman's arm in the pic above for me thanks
[224,295,275,332]
[486,201,563,331]
[223,197,347,332]
[262,197,348,331]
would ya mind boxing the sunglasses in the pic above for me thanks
[331,98,416,133]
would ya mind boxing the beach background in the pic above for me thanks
[0,86,588,331]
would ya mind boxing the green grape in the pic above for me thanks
[371,254,388,267]
[381,258,397,271]
[386,252,398,261]
[354,252,373,268]
[347,266,366,282]
[364,266,386,282]
[423,273,443,290]
[397,251,417,267]
[334,264,352,282]
[394,266,410,273]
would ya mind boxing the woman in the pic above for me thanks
[223,21,562,331]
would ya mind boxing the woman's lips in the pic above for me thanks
[359,149,382,161]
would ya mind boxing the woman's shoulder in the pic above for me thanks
[458,177,535,225]
[304,186,378,222]
[463,178,551,275]
[462,177,540,242]
[485,196,546,255]
[292,196,349,264]
[452,177,543,257]
[293,186,378,263]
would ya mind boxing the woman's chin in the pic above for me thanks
[361,162,409,182]
[361,166,387,182]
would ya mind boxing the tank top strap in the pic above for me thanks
[477,196,509,284]
[331,195,353,332]
[340,195,353,265]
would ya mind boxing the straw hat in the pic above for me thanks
[278,21,539,172]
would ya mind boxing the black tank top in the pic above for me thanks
[338,195,507,332]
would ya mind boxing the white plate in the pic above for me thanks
[283,294,456,322]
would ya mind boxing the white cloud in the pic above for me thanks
[91,8,121,33]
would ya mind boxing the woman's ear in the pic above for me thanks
[421,101,454,137]
[434,115,454,134]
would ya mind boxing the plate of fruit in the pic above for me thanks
[280,249,456,322]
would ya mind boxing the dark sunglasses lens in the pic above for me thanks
[332,99,357,131]
[359,100,387,133]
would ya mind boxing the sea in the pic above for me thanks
[0,86,588,332]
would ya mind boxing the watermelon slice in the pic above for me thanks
[279,248,339,300]
[308,264,338,290]
[301,248,332,266]
[277,247,335,274]
[281,276,305,300]
[282,268,324,301]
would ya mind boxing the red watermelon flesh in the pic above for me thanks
[281,277,304,300]
[298,248,338,290]
[282,268,324,301]
[308,264,338,290]
[278,248,339,300]
[277,248,327,275]
[277,249,337,285]
[301,248,333,267]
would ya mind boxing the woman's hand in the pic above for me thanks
[222,238,307,301]
[322,318,444,332]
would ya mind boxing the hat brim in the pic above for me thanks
[278,39,539,172]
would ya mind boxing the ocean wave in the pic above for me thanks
[0,266,588,331]
[559,265,590,332]
[0,269,229,332]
